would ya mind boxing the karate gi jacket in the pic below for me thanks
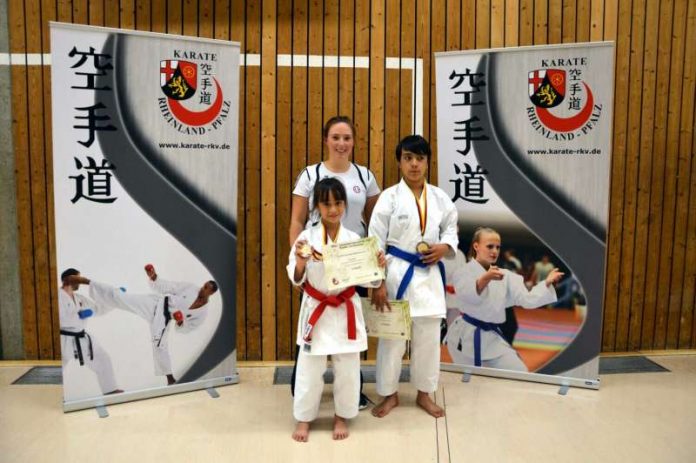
[368,179,458,318]
[453,259,557,323]
[287,223,369,355]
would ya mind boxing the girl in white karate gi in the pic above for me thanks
[445,227,564,371]
[288,177,385,442]
[369,135,459,419]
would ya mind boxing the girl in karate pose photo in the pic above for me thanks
[287,177,385,442]
[445,227,564,371]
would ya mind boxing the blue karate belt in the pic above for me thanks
[386,245,446,300]
[462,314,505,367]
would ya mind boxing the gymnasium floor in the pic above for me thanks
[1,353,695,463]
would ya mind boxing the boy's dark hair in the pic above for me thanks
[395,134,431,161]
[312,177,347,211]
[61,268,80,282]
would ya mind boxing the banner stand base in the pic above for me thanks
[558,381,570,395]
[95,405,109,418]
[442,363,600,390]
[206,387,220,399]
[64,371,240,413]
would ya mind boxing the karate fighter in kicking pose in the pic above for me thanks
[59,268,123,395]
[445,227,564,371]
[64,267,218,385]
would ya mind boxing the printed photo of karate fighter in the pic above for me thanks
[59,268,123,396]
[443,227,564,371]
[64,266,218,385]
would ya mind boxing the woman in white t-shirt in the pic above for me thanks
[288,115,381,410]
[289,116,381,244]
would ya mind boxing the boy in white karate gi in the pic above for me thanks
[445,227,563,371]
[59,268,122,395]
[369,135,458,418]
[64,267,218,385]
[288,177,385,442]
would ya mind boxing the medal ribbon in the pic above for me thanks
[314,223,340,260]
[414,187,427,237]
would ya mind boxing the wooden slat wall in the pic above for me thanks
[7,0,696,360]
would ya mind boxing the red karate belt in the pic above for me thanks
[302,283,357,341]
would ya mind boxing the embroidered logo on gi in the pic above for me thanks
[353,185,361,194]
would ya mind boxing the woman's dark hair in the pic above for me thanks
[312,177,347,211]
[322,115,356,139]
[395,134,431,161]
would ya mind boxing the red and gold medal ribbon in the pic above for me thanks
[414,187,427,236]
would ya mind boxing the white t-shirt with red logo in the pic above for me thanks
[293,162,380,237]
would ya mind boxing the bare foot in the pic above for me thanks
[292,421,310,442]
[416,391,445,418]
[371,393,399,418]
[333,415,349,440]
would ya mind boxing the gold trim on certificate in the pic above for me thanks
[323,236,385,291]
[361,298,412,340]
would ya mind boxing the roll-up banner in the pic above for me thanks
[50,23,240,411]
[436,43,614,389]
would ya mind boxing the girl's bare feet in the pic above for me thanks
[371,392,399,418]
[416,391,445,418]
[292,421,310,442]
[333,415,349,440]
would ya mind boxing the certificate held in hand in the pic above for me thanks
[360,298,412,340]
[323,236,385,291]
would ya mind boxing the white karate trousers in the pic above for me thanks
[61,334,118,393]
[293,350,361,422]
[89,281,172,376]
[376,317,441,396]
[445,318,528,371]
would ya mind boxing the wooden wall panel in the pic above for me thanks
[7,0,696,360]
[641,0,674,350]
[274,0,293,367]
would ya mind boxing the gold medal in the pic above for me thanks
[300,244,312,258]
[416,241,430,254]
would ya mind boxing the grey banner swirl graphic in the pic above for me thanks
[96,34,236,382]
[472,54,605,375]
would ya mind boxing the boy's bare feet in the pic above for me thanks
[371,392,399,418]
[333,415,349,440]
[292,421,310,442]
[416,391,445,418]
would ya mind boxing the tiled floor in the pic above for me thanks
[1,355,695,462]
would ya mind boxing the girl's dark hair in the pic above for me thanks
[395,134,431,161]
[312,177,347,211]
[322,115,356,139]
